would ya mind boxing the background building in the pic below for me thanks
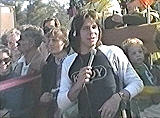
[0,3,14,37]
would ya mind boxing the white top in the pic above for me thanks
[57,45,144,111]
[17,56,30,76]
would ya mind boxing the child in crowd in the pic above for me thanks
[122,38,157,86]
[122,37,160,118]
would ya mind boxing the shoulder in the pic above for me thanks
[98,44,121,49]
[98,45,124,56]
[63,53,78,65]
[62,53,78,73]
[98,45,129,73]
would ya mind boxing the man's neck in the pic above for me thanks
[24,47,37,65]
[80,46,90,55]
[53,49,67,60]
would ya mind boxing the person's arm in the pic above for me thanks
[57,58,74,111]
[107,45,144,98]
[68,66,92,101]
[123,62,144,98]
[99,45,144,98]
[98,45,144,118]
[67,82,83,101]
[98,89,130,118]
[57,54,92,111]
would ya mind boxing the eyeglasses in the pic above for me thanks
[0,58,11,65]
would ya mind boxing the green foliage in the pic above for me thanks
[1,0,69,28]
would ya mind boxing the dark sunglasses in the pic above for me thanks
[0,58,11,65]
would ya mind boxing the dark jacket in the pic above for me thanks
[0,72,24,118]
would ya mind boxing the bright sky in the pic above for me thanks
[22,0,70,10]
[41,0,70,7]
[55,0,70,6]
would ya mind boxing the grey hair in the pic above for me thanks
[20,25,45,47]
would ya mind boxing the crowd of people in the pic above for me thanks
[1,0,160,118]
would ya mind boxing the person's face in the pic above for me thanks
[48,35,65,55]
[128,44,145,65]
[45,20,56,29]
[80,18,99,51]
[7,33,20,50]
[17,35,32,54]
[0,51,11,76]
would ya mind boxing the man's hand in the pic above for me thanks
[98,93,121,118]
[68,66,92,101]
[40,92,53,103]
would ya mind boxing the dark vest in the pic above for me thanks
[41,54,57,93]
[69,50,119,118]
